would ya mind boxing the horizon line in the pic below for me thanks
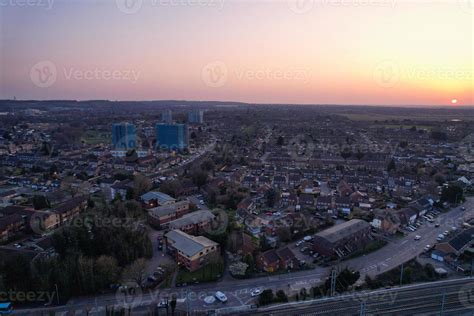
[1,99,473,109]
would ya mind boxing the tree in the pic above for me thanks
[94,255,119,289]
[122,258,147,286]
[441,185,464,204]
[434,173,445,186]
[191,168,208,188]
[229,262,249,277]
[275,290,288,302]
[243,254,256,274]
[133,174,152,199]
[265,188,276,207]
[341,149,352,159]
[170,295,177,316]
[277,136,284,146]
[387,159,396,172]
[431,130,447,141]
[276,225,291,243]
[258,289,274,306]
[300,288,308,300]
[159,180,179,197]
[33,195,50,210]
[61,176,80,197]
[399,141,408,149]
[201,159,215,172]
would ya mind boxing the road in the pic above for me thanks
[12,199,473,315]
[249,277,474,316]
[162,137,217,176]
[345,197,474,278]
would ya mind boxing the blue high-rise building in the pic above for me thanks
[188,110,204,124]
[155,123,188,151]
[112,123,136,150]
[161,110,173,123]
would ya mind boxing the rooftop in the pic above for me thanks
[141,191,176,203]
[165,229,218,257]
[315,219,370,244]
[149,200,189,218]
[169,210,215,228]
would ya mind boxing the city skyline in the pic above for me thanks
[1,0,472,106]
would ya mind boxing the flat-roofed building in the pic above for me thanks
[165,229,219,271]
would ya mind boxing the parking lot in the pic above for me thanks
[288,236,321,266]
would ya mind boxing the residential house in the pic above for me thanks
[299,193,315,208]
[316,196,332,211]
[334,196,351,214]
[276,247,297,270]
[257,249,280,272]
[110,180,133,200]
[396,208,418,226]
[370,210,400,235]
[434,228,474,259]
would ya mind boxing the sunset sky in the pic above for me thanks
[0,0,472,106]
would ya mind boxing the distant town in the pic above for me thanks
[0,100,473,315]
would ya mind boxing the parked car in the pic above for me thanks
[414,235,421,241]
[251,288,262,297]
[215,291,228,303]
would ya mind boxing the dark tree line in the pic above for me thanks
[0,201,152,302]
